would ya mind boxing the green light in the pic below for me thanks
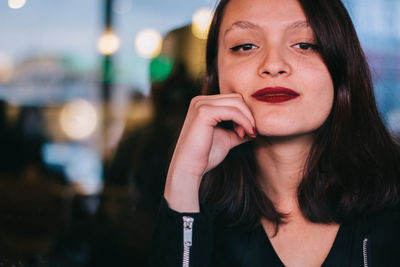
[150,55,174,83]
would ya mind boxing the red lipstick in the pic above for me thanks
[251,87,300,103]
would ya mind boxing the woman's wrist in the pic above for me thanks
[164,170,202,213]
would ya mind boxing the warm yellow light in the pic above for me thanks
[135,29,162,58]
[0,52,14,84]
[192,8,213,39]
[97,29,120,55]
[8,0,26,9]
[60,99,98,140]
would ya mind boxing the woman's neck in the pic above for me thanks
[253,134,314,213]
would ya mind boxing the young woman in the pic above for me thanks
[150,0,400,266]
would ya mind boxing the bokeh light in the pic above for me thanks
[191,8,213,39]
[150,55,174,82]
[8,0,26,9]
[0,52,14,84]
[135,29,162,58]
[97,29,120,55]
[60,99,98,140]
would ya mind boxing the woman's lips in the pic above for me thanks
[251,87,300,103]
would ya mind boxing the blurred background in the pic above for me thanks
[0,0,399,266]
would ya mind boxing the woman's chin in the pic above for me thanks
[254,128,316,144]
[254,118,324,140]
[255,124,302,137]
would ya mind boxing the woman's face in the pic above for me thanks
[217,0,334,137]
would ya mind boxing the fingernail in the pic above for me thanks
[252,127,257,136]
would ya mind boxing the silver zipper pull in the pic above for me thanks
[183,216,194,246]
[182,216,194,267]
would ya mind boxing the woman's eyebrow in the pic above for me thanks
[223,20,310,37]
[223,21,261,37]
[288,20,310,31]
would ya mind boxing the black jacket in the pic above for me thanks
[150,198,400,267]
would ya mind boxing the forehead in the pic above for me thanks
[220,0,308,32]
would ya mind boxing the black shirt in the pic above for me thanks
[150,198,400,267]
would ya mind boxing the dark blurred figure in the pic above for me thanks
[108,63,202,213]
[108,23,206,205]
[48,25,205,266]
[0,103,69,266]
[0,100,15,176]
[14,106,66,184]
[0,104,66,183]
[104,24,204,266]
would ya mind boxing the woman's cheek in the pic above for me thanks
[218,68,236,94]
[219,65,252,94]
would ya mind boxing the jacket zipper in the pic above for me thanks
[362,237,369,267]
[182,216,194,267]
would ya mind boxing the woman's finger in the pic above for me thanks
[193,105,256,138]
[194,94,255,127]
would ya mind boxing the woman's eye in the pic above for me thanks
[230,43,258,52]
[293,42,318,51]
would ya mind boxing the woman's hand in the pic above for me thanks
[164,94,256,212]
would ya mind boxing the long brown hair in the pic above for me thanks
[199,0,400,232]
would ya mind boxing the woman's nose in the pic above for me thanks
[257,47,290,78]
